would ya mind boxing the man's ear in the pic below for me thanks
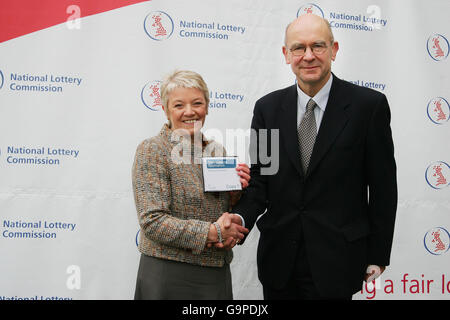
[331,41,339,61]
[282,46,291,64]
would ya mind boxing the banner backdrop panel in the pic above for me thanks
[0,193,138,299]
[0,0,449,300]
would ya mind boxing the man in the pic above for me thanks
[224,14,397,299]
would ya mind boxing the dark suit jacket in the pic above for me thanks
[233,74,397,298]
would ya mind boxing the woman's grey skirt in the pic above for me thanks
[134,254,233,300]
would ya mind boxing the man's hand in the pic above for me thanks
[220,212,244,229]
[207,212,248,250]
[364,265,386,282]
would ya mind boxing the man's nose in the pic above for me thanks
[303,47,315,60]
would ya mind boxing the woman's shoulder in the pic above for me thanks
[135,132,169,156]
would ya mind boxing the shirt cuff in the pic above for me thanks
[233,214,245,228]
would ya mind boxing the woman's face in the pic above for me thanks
[165,87,207,136]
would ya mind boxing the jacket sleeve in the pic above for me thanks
[232,100,270,236]
[365,93,398,266]
[132,139,210,255]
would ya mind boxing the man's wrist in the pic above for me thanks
[233,213,246,228]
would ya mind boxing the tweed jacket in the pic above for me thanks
[132,124,233,267]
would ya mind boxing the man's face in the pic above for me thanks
[283,15,338,93]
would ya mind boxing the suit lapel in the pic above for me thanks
[278,84,304,177]
[306,75,350,177]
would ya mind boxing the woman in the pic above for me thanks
[132,70,250,300]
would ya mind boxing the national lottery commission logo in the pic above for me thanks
[0,69,4,90]
[144,11,174,41]
[425,161,450,190]
[297,3,324,18]
[427,34,449,61]
[297,3,388,31]
[427,97,450,125]
[144,10,246,41]
[424,227,450,255]
[0,70,5,89]
[141,80,162,111]
[136,229,140,247]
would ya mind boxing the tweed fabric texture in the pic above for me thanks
[132,124,233,267]
[298,98,317,172]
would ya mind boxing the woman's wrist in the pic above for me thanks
[207,223,218,243]
[213,222,223,243]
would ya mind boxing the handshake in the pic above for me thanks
[206,212,249,250]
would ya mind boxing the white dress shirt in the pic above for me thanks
[296,74,333,131]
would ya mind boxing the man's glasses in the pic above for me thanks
[289,43,331,56]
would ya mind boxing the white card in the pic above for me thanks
[201,157,242,192]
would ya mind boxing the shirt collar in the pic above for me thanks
[296,74,333,112]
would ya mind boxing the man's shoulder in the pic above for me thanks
[255,84,296,106]
[335,76,386,100]
[333,76,389,116]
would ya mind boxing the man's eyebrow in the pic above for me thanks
[290,42,304,49]
[290,40,327,49]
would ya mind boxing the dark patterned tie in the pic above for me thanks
[298,98,317,173]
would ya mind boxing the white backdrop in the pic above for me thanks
[0,0,449,300]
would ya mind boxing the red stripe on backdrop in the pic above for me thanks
[0,0,150,43]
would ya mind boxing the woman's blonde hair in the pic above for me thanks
[160,70,210,118]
